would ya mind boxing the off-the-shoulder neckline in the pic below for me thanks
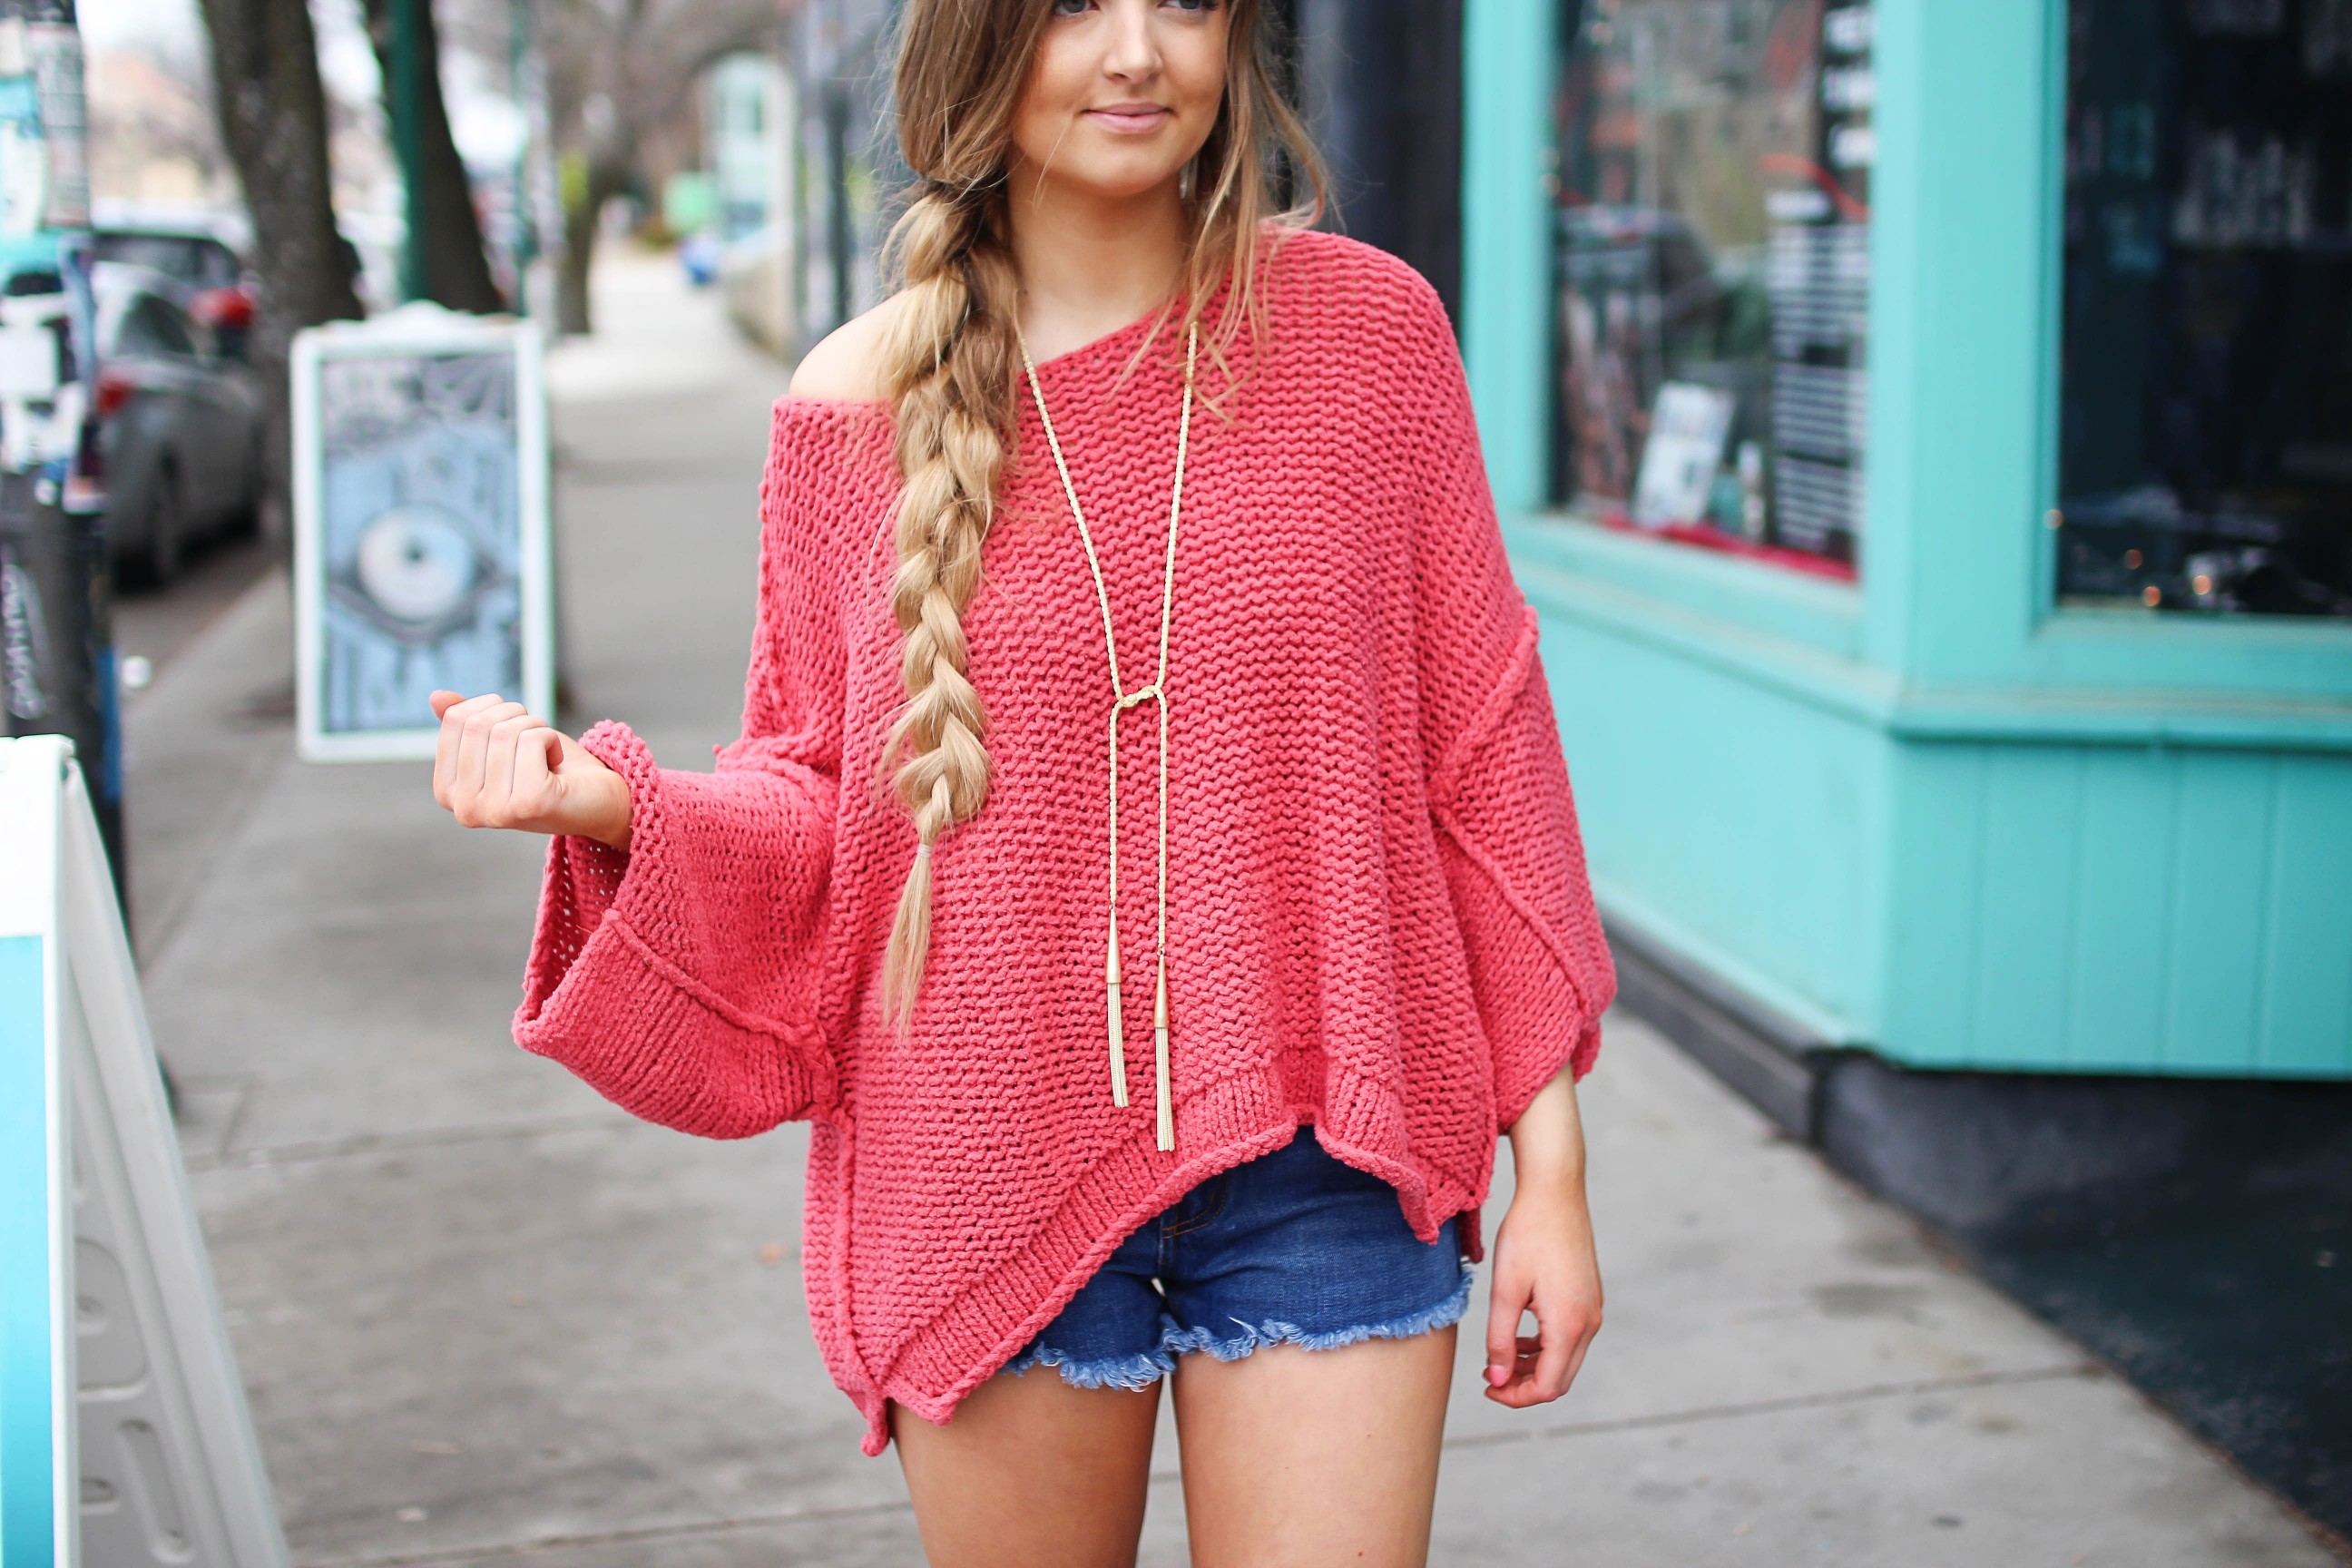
[773,284,1212,416]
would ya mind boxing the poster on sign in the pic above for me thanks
[291,309,550,762]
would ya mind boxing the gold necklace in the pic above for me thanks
[1014,318,1198,1153]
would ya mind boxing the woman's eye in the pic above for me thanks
[1051,0,1091,14]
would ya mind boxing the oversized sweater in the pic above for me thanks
[514,228,1617,1456]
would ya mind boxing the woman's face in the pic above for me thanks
[1010,0,1230,203]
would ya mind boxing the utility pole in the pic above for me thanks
[510,0,534,294]
[0,0,127,912]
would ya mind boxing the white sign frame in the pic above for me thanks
[0,736,291,1568]
[290,309,552,763]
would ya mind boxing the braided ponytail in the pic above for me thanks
[872,180,1021,1035]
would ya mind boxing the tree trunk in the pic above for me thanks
[556,156,627,337]
[195,0,366,554]
[361,0,506,314]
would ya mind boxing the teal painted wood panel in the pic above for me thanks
[1881,747,1988,1066]
[2063,749,2180,1071]
[2259,760,2352,1073]
[1539,612,1888,1043]
[1880,740,2352,1075]
[2161,751,2277,1071]
[1969,748,2086,1064]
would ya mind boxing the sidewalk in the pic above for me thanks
[132,250,2344,1567]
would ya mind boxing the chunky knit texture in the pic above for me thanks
[514,229,1616,1456]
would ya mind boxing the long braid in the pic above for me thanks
[873,182,1021,1036]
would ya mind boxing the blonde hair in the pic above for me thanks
[873,0,1327,1035]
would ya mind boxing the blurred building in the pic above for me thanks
[84,44,234,210]
[782,0,896,356]
[702,51,794,354]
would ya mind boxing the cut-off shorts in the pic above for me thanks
[999,1125,1474,1390]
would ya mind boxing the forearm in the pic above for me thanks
[1504,1062,1588,1201]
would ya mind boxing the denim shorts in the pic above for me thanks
[1000,1125,1474,1389]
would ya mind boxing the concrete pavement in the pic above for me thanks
[128,249,2345,1566]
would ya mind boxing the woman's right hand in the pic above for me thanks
[429,691,634,852]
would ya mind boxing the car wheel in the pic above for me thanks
[142,462,186,586]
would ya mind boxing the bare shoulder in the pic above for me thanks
[787,292,913,402]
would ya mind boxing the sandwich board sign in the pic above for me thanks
[0,735,289,1568]
[290,305,552,762]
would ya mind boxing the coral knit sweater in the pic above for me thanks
[514,228,1616,1456]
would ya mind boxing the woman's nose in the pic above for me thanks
[1100,0,1163,82]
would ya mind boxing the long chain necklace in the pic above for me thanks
[1014,318,1199,1153]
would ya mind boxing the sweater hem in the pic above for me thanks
[848,1057,1489,1456]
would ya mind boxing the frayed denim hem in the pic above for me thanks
[1158,1260,1476,1365]
[1000,1338,1180,1392]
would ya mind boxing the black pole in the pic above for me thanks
[0,0,129,916]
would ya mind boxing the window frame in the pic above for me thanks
[1468,0,2352,717]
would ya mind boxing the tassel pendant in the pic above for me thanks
[1106,926,1130,1107]
[1153,957,1173,1152]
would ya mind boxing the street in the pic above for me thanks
[124,249,2344,1567]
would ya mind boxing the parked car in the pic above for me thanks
[91,260,265,583]
[91,207,258,366]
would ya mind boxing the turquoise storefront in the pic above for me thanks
[1459,0,2352,1090]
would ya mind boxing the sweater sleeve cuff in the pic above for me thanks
[514,720,656,1060]
[513,901,831,1137]
[514,718,838,1137]
[525,717,662,954]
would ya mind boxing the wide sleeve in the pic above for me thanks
[1400,278,1617,1130]
[510,427,847,1138]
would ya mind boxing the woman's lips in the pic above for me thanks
[1084,105,1171,133]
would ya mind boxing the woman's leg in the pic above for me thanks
[1170,1324,1456,1568]
[893,1370,1162,1568]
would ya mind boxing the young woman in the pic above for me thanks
[427,1,1615,1562]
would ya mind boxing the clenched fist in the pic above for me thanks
[428,690,634,851]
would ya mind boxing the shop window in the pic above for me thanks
[2057,0,2352,618]
[1550,0,1873,581]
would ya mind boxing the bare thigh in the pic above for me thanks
[1171,1324,1456,1568]
[892,1370,1161,1568]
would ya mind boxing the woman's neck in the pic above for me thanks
[1004,165,1189,361]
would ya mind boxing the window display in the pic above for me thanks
[2057,0,2352,617]
[1550,0,1873,577]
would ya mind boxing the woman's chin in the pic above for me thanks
[1046,162,1191,207]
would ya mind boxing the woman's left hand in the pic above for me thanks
[1484,1067,1602,1406]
